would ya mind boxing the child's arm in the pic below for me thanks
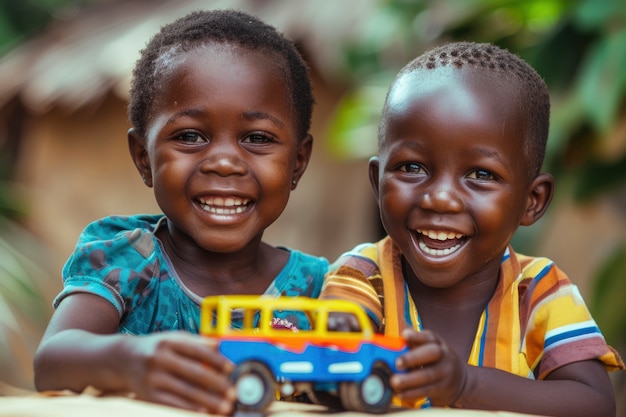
[34,293,236,415]
[392,328,616,417]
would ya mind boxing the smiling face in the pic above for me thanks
[371,66,553,289]
[129,44,311,254]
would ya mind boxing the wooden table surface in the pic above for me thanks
[0,393,543,417]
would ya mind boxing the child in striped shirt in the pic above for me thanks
[321,41,623,416]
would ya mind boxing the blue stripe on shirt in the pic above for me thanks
[545,325,601,348]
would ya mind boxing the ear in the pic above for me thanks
[368,156,381,203]
[290,134,314,190]
[127,128,153,188]
[520,172,554,226]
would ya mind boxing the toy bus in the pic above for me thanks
[200,295,408,414]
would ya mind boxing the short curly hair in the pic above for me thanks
[128,9,314,140]
[381,41,550,178]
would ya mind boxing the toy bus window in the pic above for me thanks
[242,308,258,330]
[204,306,217,331]
[230,308,261,333]
[327,312,362,333]
[268,309,311,332]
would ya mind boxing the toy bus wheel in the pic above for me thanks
[232,361,276,412]
[339,366,393,414]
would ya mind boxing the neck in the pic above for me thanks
[403,258,501,361]
[403,258,500,311]
[156,227,286,297]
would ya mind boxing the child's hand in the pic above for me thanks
[125,331,236,414]
[390,328,467,407]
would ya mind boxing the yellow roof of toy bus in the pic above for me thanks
[202,295,365,312]
[200,295,373,337]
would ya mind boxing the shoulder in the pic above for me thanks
[510,250,623,376]
[328,239,385,277]
[286,248,329,274]
[65,214,165,272]
[79,214,164,242]
[321,240,387,330]
[270,248,328,298]
[510,250,578,317]
[58,214,168,316]
[512,251,572,303]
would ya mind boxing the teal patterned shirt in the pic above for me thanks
[55,214,329,334]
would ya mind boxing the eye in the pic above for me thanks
[467,169,495,181]
[399,162,426,174]
[243,133,274,144]
[175,131,205,144]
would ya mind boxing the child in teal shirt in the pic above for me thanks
[34,10,328,415]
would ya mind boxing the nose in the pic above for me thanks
[198,141,247,177]
[418,179,464,213]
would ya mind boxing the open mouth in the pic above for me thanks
[197,196,251,215]
[416,229,466,256]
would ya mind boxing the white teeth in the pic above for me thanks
[198,196,250,215]
[419,241,461,256]
[199,196,249,206]
[415,229,465,257]
[417,229,464,241]
[202,205,246,215]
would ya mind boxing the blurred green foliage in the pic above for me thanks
[328,0,626,176]
[0,0,89,55]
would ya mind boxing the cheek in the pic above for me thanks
[257,158,293,199]
[378,180,413,224]
[151,153,195,202]
[153,156,189,186]
[256,168,293,226]
[474,191,523,233]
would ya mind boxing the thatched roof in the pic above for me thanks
[0,0,380,113]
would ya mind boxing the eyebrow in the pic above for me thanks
[469,146,507,165]
[165,108,204,125]
[165,109,286,128]
[242,111,286,128]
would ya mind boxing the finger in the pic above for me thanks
[165,334,235,374]
[392,355,449,388]
[402,328,437,345]
[145,375,234,415]
[394,371,456,406]
[155,346,236,398]
[391,360,450,401]
[397,339,444,370]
